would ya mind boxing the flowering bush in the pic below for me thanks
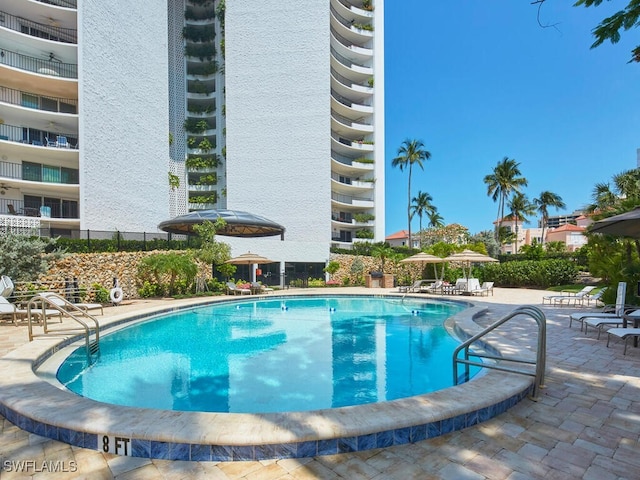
[325,280,341,287]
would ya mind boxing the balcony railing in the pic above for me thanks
[0,198,78,219]
[0,10,77,43]
[331,192,373,205]
[331,47,371,72]
[331,69,372,91]
[0,85,77,113]
[332,110,372,128]
[0,123,78,148]
[34,0,77,8]
[0,49,78,79]
[0,160,79,185]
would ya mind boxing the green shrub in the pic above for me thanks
[481,259,578,288]
[91,283,110,303]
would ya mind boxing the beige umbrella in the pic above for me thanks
[443,249,498,280]
[225,252,276,282]
[400,252,446,280]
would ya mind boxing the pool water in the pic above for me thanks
[57,296,474,413]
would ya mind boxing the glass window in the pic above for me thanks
[42,165,61,183]
[22,162,42,182]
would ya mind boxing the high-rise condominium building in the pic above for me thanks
[0,0,384,273]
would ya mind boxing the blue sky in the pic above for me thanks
[384,1,640,236]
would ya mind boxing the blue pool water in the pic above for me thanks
[57,296,475,413]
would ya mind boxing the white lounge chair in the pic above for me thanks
[40,292,104,315]
[0,296,62,324]
[584,309,640,340]
[543,286,596,306]
[569,282,627,331]
[251,282,274,294]
[422,280,443,294]
[226,281,251,295]
[471,282,494,296]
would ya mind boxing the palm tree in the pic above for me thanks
[427,210,444,228]
[392,139,431,249]
[410,190,435,249]
[508,192,536,254]
[533,191,566,245]
[586,182,618,213]
[483,157,528,240]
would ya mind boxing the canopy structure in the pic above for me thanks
[443,249,499,280]
[158,209,286,238]
[588,207,640,239]
[225,252,275,266]
[400,252,446,280]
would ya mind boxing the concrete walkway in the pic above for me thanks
[1,288,639,479]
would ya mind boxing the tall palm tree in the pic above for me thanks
[410,190,435,249]
[533,191,566,245]
[586,182,618,213]
[508,192,536,254]
[483,157,528,240]
[392,139,431,249]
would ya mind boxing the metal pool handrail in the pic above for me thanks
[27,293,100,362]
[453,305,546,400]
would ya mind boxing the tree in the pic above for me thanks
[0,234,64,282]
[427,210,445,229]
[392,139,431,249]
[534,190,566,244]
[507,192,536,254]
[371,243,395,273]
[483,157,528,240]
[192,219,231,278]
[574,0,640,63]
[410,190,436,249]
[138,252,198,296]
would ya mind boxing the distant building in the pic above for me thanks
[385,230,418,248]
[541,210,585,229]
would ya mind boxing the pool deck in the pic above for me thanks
[1,287,640,479]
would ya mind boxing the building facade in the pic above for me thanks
[0,0,385,269]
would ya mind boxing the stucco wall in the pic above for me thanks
[79,1,170,232]
[224,0,331,245]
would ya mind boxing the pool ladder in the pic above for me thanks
[26,293,100,363]
[452,305,546,400]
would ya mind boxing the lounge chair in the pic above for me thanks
[251,282,274,294]
[400,280,428,293]
[471,281,494,296]
[57,136,69,148]
[585,288,607,307]
[226,281,251,295]
[584,309,640,340]
[0,296,62,324]
[422,280,443,294]
[606,326,640,354]
[569,282,627,331]
[40,292,104,315]
[553,286,598,307]
[542,286,596,306]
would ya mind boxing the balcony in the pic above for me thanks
[330,47,373,76]
[0,197,78,220]
[332,111,373,135]
[0,123,78,149]
[331,192,374,208]
[0,10,77,43]
[331,69,373,96]
[0,49,77,79]
[34,0,77,8]
[0,85,77,113]
[0,160,79,185]
[331,134,374,155]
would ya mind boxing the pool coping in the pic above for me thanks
[0,294,534,461]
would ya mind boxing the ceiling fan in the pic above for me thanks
[0,183,13,195]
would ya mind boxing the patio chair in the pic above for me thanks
[471,281,494,296]
[584,288,607,307]
[0,296,62,325]
[56,136,69,148]
[251,282,274,294]
[553,286,598,307]
[44,136,57,147]
[542,286,596,306]
[7,204,19,215]
[584,308,640,340]
[569,282,629,331]
[422,280,443,294]
[226,281,251,295]
[40,292,104,315]
[607,326,640,354]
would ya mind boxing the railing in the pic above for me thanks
[330,47,371,71]
[0,10,77,43]
[331,192,373,204]
[27,293,99,363]
[453,305,546,400]
[34,0,77,8]
[332,110,371,128]
[0,123,78,147]
[330,69,372,91]
[0,160,79,185]
[0,85,77,113]
[330,28,370,52]
[0,49,78,79]
[0,198,78,219]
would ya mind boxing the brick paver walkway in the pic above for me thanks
[1,288,639,479]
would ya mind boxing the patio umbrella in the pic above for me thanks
[225,252,276,282]
[588,207,640,238]
[443,250,498,280]
[400,252,446,280]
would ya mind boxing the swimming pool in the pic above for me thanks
[0,293,535,461]
[56,296,472,413]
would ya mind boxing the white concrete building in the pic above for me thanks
[0,0,385,275]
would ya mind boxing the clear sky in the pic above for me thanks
[384,1,640,237]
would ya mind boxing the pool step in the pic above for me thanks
[89,340,100,356]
